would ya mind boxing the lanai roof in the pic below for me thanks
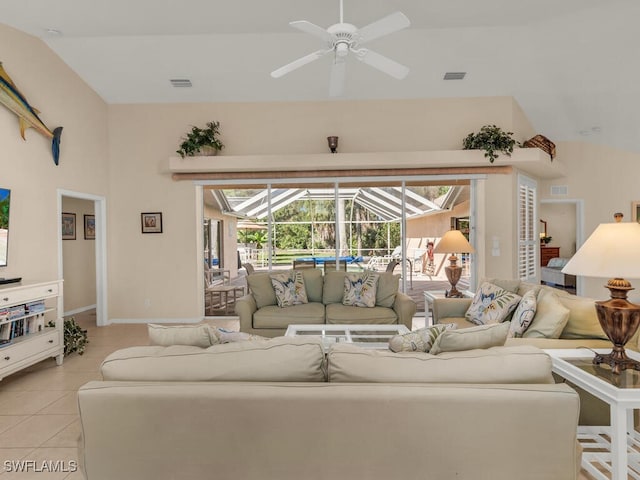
[206,185,468,222]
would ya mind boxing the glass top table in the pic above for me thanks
[285,324,409,351]
[545,348,640,480]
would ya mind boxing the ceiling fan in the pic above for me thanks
[270,0,410,97]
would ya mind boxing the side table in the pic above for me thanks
[546,348,640,480]
[206,285,245,315]
[423,290,473,326]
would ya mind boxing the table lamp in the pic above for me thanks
[562,219,640,374]
[433,230,475,298]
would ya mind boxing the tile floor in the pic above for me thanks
[0,310,595,479]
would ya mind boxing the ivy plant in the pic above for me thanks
[48,317,89,355]
[176,121,225,158]
[462,125,518,163]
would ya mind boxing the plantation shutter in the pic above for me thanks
[518,175,537,281]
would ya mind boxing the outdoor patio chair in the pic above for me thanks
[385,259,399,273]
[323,260,347,272]
[293,259,316,269]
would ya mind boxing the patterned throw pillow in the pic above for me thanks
[388,323,457,353]
[343,272,380,308]
[209,327,268,343]
[270,271,308,307]
[508,290,537,338]
[465,282,522,325]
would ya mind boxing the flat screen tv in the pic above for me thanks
[0,188,10,267]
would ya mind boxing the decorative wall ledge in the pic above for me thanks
[168,147,565,181]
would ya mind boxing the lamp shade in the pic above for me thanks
[562,222,640,279]
[433,230,475,254]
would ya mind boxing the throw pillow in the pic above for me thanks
[375,272,400,307]
[480,277,521,294]
[388,323,456,353]
[508,290,537,338]
[247,273,278,308]
[148,323,213,348]
[343,272,380,308]
[522,289,570,339]
[270,271,308,307]
[429,321,510,355]
[556,295,608,340]
[465,282,522,325]
[209,326,268,343]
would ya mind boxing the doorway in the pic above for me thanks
[57,189,108,326]
[540,198,584,296]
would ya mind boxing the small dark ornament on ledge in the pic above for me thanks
[327,136,339,153]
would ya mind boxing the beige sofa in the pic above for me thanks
[78,337,581,480]
[432,279,620,350]
[431,279,632,427]
[235,269,416,337]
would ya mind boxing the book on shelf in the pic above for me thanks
[25,314,45,334]
[9,319,25,339]
[8,305,25,320]
[0,323,10,340]
[25,300,46,314]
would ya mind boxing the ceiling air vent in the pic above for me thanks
[550,185,569,196]
[170,79,192,88]
[443,72,466,80]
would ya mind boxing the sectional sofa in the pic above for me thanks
[432,278,626,426]
[432,278,616,350]
[78,337,581,480]
[235,269,417,337]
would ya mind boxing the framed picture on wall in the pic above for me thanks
[84,214,95,240]
[61,212,76,240]
[632,202,640,223]
[141,212,163,234]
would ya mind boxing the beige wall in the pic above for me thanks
[540,141,640,301]
[479,174,518,280]
[11,18,639,321]
[0,25,109,296]
[107,98,529,320]
[407,201,470,239]
[61,197,96,312]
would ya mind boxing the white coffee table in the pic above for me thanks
[545,348,640,480]
[285,324,409,351]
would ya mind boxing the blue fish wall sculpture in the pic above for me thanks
[0,62,62,165]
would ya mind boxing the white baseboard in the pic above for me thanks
[64,304,97,317]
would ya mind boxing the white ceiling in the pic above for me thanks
[2,0,638,152]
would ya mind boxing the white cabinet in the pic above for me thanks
[0,280,64,380]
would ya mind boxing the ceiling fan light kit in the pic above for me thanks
[271,0,410,97]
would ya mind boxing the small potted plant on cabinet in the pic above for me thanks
[462,125,519,163]
[176,121,225,157]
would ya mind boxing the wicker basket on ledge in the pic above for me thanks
[523,134,556,159]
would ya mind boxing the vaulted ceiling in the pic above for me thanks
[2,0,638,152]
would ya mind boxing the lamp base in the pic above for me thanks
[594,278,640,374]
[593,349,640,375]
[444,264,463,298]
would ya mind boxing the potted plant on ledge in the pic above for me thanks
[462,124,519,163]
[176,121,225,158]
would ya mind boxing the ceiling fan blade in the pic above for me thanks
[356,48,409,80]
[271,49,330,78]
[290,21,333,44]
[329,58,346,97]
[357,12,410,44]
